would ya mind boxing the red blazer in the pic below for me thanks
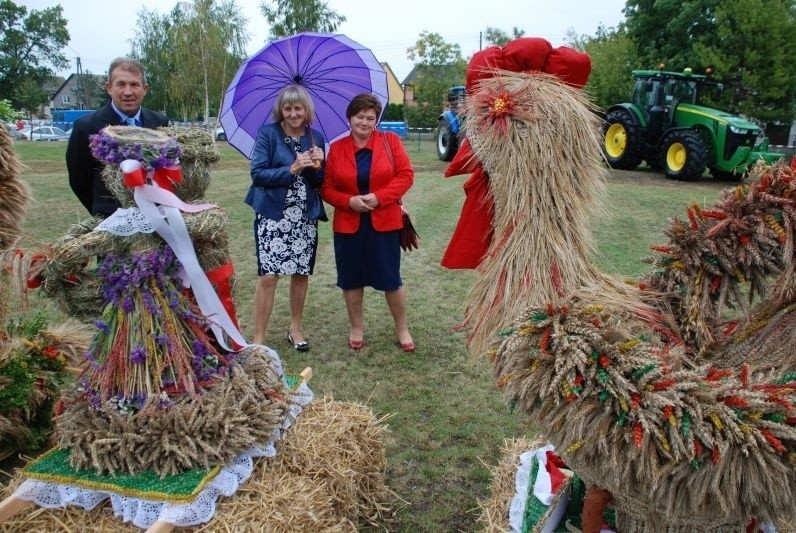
[321,131,414,234]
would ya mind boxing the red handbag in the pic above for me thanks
[383,131,419,252]
[399,204,419,252]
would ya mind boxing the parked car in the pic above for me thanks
[214,126,227,141]
[19,126,71,141]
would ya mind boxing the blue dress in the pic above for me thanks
[333,148,401,291]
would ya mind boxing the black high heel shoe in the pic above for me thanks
[287,332,309,352]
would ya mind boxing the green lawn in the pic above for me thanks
[8,137,723,531]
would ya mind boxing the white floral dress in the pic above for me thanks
[255,137,318,275]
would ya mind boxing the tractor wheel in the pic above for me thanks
[660,130,708,181]
[603,109,642,170]
[436,123,458,162]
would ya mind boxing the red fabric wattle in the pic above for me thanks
[441,37,591,270]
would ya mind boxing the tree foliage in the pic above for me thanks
[16,78,48,121]
[484,26,525,47]
[695,0,796,123]
[463,2,796,127]
[624,0,720,71]
[131,0,248,120]
[0,98,20,121]
[0,0,69,109]
[260,0,345,40]
[404,31,466,128]
[567,25,638,111]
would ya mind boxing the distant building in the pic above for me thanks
[49,73,107,115]
[380,62,404,106]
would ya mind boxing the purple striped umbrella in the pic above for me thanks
[219,32,389,159]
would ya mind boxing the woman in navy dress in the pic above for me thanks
[321,93,415,351]
[246,85,326,351]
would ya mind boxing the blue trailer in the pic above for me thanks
[51,109,95,132]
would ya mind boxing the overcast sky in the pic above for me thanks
[25,0,626,82]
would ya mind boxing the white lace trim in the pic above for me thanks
[13,378,312,529]
[96,207,157,235]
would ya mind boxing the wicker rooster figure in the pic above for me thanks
[443,38,796,532]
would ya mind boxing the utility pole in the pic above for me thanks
[479,31,482,51]
[75,57,85,109]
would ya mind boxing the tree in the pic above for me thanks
[484,26,525,47]
[131,0,248,120]
[16,78,48,124]
[260,0,345,40]
[624,0,720,71]
[0,1,70,109]
[0,98,20,122]
[567,25,638,111]
[404,31,467,128]
[173,0,248,121]
[624,0,796,124]
[695,0,796,124]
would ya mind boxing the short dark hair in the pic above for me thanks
[346,93,382,120]
[108,57,147,84]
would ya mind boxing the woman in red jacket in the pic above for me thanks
[321,93,415,351]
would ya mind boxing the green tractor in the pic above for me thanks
[603,68,783,181]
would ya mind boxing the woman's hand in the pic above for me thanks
[348,195,375,213]
[309,147,324,168]
[290,151,316,175]
[360,193,379,209]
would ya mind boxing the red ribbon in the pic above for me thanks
[206,261,240,330]
[122,166,182,192]
[152,166,182,192]
[123,166,146,188]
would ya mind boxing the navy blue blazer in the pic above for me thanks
[246,122,327,222]
[66,101,169,216]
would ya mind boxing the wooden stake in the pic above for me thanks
[0,495,32,523]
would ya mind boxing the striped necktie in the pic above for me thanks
[124,117,138,127]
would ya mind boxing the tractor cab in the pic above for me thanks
[603,68,782,181]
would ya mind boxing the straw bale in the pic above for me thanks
[0,399,391,532]
[271,398,394,528]
[102,126,218,208]
[476,436,546,532]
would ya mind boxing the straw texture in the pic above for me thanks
[458,67,796,530]
[1,399,392,531]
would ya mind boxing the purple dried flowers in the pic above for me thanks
[89,128,181,171]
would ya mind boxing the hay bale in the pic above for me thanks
[271,398,394,527]
[0,399,392,532]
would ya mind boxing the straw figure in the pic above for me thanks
[1,125,394,530]
[21,126,290,477]
[444,38,796,531]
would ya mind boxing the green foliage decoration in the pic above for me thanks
[1,312,69,454]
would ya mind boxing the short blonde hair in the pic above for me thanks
[272,85,315,124]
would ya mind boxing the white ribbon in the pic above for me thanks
[100,159,248,351]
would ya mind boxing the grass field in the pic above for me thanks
[8,136,725,531]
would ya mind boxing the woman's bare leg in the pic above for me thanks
[288,274,309,344]
[385,287,413,345]
[343,288,365,343]
[253,274,278,344]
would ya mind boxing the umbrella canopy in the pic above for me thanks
[219,32,389,159]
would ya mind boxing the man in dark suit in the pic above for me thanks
[66,57,169,216]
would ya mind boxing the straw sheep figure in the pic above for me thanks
[445,38,795,532]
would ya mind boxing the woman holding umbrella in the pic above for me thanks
[247,84,326,351]
[321,93,415,351]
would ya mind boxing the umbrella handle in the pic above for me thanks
[307,125,322,169]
